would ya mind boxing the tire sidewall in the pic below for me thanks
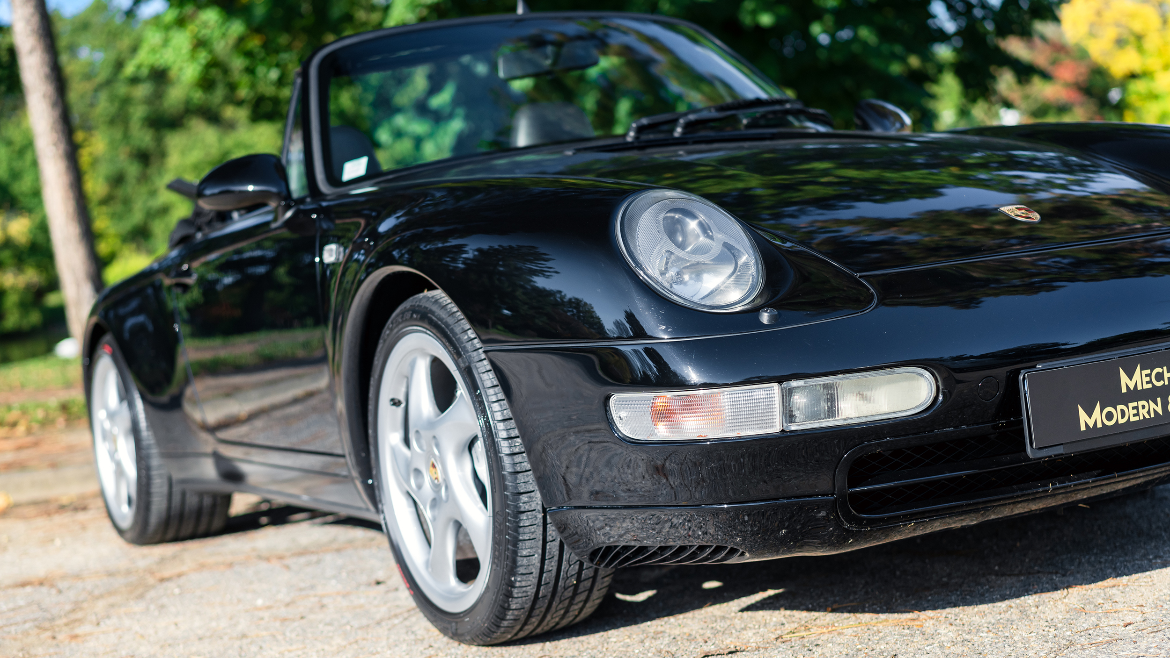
[368,296,513,642]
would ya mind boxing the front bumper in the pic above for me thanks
[486,248,1170,566]
[549,460,1170,567]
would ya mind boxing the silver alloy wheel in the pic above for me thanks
[90,350,137,530]
[377,329,492,613]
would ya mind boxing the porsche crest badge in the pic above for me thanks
[998,205,1041,223]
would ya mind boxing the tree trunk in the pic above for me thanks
[10,0,103,344]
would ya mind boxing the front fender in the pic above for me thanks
[324,176,876,508]
[333,176,874,347]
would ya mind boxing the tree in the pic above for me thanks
[928,22,1124,130]
[149,0,1059,127]
[9,0,102,342]
[1063,0,1170,123]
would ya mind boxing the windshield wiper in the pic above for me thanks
[625,97,833,142]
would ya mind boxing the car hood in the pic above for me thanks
[427,126,1170,273]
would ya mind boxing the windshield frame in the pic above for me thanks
[304,12,783,196]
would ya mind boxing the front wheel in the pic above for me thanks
[369,291,612,644]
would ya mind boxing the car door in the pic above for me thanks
[170,209,343,457]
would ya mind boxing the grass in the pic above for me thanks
[0,355,85,434]
[0,398,88,435]
[0,354,82,393]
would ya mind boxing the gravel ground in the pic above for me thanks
[3,485,1170,658]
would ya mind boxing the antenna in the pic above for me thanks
[517,0,529,14]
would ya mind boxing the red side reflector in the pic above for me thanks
[101,344,113,355]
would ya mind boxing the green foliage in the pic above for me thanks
[1,397,87,433]
[0,24,20,97]
[0,28,56,334]
[148,0,1058,128]
[127,0,391,121]
[928,23,1124,130]
[0,3,284,328]
[378,0,1057,128]
[0,355,81,392]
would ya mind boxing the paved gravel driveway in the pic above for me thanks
[3,486,1170,658]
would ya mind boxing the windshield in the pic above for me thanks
[319,16,784,185]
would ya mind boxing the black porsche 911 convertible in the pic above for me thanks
[84,10,1170,644]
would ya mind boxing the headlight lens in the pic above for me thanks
[617,189,764,311]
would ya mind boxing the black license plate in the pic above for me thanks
[1023,349,1170,455]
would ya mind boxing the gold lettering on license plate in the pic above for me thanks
[1076,364,1170,431]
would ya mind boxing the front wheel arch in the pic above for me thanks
[339,267,439,508]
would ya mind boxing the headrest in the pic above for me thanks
[510,102,595,148]
[330,126,382,182]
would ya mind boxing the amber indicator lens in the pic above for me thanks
[782,367,936,430]
[609,383,780,441]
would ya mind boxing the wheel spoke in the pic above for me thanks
[120,445,137,495]
[110,403,136,485]
[386,439,413,492]
[110,401,132,437]
[407,355,439,433]
[99,413,118,462]
[431,392,479,455]
[113,459,129,513]
[452,481,492,561]
[427,515,459,586]
[103,369,121,410]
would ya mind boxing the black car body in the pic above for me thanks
[84,11,1170,643]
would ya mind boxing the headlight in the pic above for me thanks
[616,189,764,312]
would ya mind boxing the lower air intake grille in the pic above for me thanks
[844,425,1170,523]
[589,544,745,569]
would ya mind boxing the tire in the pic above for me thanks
[369,291,613,645]
[88,335,230,545]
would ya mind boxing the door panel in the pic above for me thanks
[172,210,345,457]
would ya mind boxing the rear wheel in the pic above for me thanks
[89,336,230,544]
[369,291,613,644]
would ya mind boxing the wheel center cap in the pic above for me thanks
[428,459,442,486]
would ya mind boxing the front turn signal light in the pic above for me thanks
[609,383,780,441]
[782,367,936,430]
[608,368,936,442]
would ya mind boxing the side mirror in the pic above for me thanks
[196,154,290,211]
[854,99,912,133]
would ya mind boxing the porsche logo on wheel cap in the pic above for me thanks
[428,459,442,485]
[999,205,1041,223]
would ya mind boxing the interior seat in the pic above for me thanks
[510,102,595,148]
[330,125,382,181]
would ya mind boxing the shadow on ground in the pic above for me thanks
[218,485,1170,644]
[221,503,382,536]
[518,485,1170,644]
